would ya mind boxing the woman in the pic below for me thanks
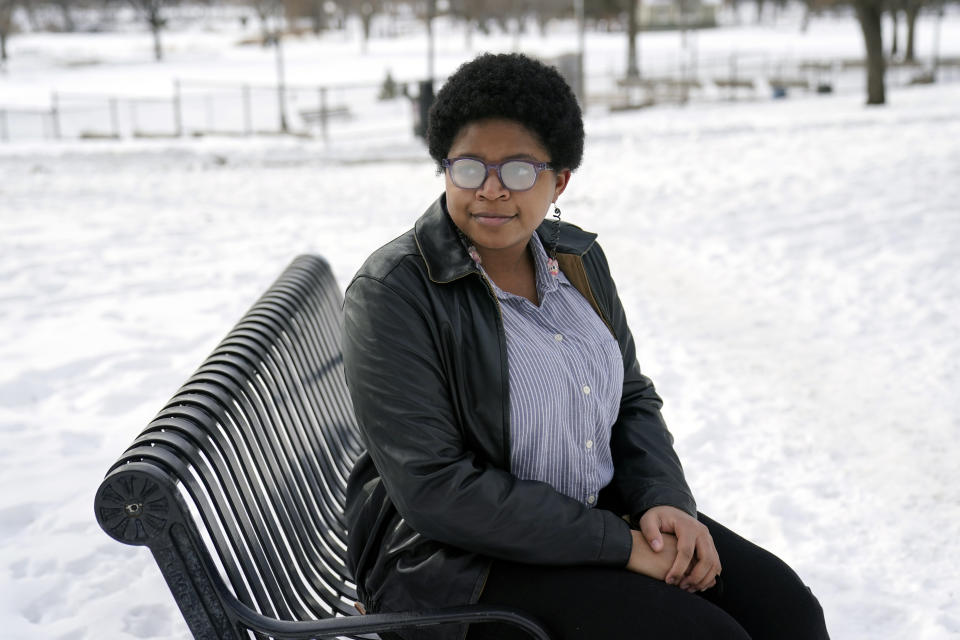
[342,53,829,640]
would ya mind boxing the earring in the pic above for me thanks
[547,204,561,277]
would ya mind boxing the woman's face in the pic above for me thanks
[443,118,570,263]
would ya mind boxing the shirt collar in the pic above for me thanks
[479,232,561,302]
[530,232,565,298]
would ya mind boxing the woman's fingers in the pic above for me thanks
[638,511,664,552]
[665,537,695,585]
[680,557,720,592]
[679,535,722,592]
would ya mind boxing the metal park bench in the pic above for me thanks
[94,255,551,639]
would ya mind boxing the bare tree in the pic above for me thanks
[584,0,621,21]
[52,0,76,31]
[799,0,819,31]
[812,0,887,104]
[450,0,545,40]
[447,0,478,47]
[357,0,379,49]
[340,0,383,51]
[279,0,327,35]
[448,0,504,47]
[307,0,326,34]
[128,0,171,61]
[424,0,435,76]
[727,0,743,24]
[626,0,640,78]
[20,0,39,30]
[853,0,885,103]
[0,0,14,62]
[902,0,924,61]
[755,0,767,22]
[530,0,567,36]
[888,0,926,61]
[890,0,900,56]
[250,0,281,44]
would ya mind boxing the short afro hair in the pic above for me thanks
[427,53,584,171]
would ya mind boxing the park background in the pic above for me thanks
[1,1,959,638]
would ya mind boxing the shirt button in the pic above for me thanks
[586,440,594,449]
[587,494,596,504]
[554,333,563,342]
[582,385,591,395]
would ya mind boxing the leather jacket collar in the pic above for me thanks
[413,194,598,285]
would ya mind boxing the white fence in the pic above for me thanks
[3,55,958,142]
[0,78,422,142]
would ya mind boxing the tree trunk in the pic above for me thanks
[0,1,8,62]
[854,0,885,104]
[57,0,76,32]
[800,2,812,33]
[627,0,639,78]
[129,0,165,60]
[151,16,163,61]
[22,0,40,31]
[905,2,920,62]
[361,13,372,53]
[256,6,270,47]
[425,0,436,80]
[890,8,899,57]
[310,0,325,35]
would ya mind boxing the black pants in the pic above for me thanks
[466,513,829,640]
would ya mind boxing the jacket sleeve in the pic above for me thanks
[585,244,698,520]
[342,272,632,567]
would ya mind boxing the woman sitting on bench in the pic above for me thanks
[341,52,830,640]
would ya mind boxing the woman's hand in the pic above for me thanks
[638,506,721,592]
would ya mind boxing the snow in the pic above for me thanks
[1,8,960,640]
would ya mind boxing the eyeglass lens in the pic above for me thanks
[450,159,540,191]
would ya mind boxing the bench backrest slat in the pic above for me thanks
[97,255,364,635]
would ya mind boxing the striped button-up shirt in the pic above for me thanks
[477,234,624,507]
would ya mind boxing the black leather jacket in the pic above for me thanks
[342,195,695,640]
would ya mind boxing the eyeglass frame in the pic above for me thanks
[441,157,556,192]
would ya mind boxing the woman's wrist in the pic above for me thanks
[626,529,678,580]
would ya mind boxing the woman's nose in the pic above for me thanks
[476,167,509,198]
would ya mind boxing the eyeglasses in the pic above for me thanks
[442,157,554,192]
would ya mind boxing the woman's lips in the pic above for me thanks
[471,213,516,227]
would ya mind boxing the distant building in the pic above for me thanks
[638,0,719,30]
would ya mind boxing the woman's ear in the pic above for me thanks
[553,169,572,201]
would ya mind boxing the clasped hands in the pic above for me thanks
[626,505,721,593]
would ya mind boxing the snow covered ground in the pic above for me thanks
[1,9,959,640]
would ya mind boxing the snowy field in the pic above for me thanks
[2,9,960,640]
